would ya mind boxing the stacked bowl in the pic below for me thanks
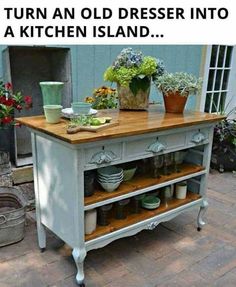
[97,166,123,192]
[142,195,161,210]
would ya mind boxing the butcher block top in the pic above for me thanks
[17,106,225,144]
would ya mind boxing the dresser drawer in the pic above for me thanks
[124,132,186,159]
[85,143,122,166]
[187,128,210,146]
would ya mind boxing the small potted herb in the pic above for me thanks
[104,47,164,110]
[85,86,118,109]
[155,72,202,113]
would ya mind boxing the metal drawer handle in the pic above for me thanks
[89,150,118,165]
[0,215,7,225]
[146,141,166,153]
[147,221,159,230]
[191,132,206,144]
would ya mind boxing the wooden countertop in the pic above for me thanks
[16,105,225,144]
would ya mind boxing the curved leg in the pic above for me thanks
[197,199,209,231]
[72,248,87,286]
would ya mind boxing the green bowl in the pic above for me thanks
[142,196,161,209]
[123,167,137,181]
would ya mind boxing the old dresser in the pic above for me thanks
[17,106,224,286]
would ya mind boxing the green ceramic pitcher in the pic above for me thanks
[39,81,64,105]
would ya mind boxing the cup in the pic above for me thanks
[85,209,97,235]
[175,181,187,199]
[115,199,130,219]
[71,102,92,115]
[84,171,95,197]
[97,204,113,226]
[39,81,64,105]
[131,194,146,214]
[43,105,62,124]
[164,185,174,199]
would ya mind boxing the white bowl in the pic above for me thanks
[98,174,123,182]
[98,177,123,184]
[98,181,121,192]
[97,166,123,177]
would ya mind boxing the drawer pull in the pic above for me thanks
[191,132,206,144]
[146,221,159,230]
[89,150,117,165]
[146,141,166,153]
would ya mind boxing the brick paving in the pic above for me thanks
[1,170,236,287]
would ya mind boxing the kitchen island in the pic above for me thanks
[17,106,224,286]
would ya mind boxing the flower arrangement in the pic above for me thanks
[85,86,118,109]
[155,72,202,97]
[104,48,165,96]
[0,80,32,128]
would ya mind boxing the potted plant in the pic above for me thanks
[211,106,236,172]
[85,86,118,109]
[104,47,165,110]
[0,80,32,156]
[155,72,202,113]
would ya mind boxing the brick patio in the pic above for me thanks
[1,170,236,287]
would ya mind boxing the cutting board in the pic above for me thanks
[67,121,119,134]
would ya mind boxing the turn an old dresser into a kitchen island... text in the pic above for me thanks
[17,106,224,286]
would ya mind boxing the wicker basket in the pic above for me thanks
[0,187,27,247]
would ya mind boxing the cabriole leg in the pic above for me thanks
[197,199,209,231]
[72,248,87,286]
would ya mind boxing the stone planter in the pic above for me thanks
[117,79,151,110]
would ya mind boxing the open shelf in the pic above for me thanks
[84,163,204,207]
[85,191,201,242]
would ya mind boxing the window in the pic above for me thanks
[203,45,234,113]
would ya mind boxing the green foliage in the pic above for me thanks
[104,57,157,87]
[155,72,202,96]
[129,76,150,96]
[103,48,165,92]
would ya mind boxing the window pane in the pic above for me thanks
[225,46,233,67]
[219,92,227,113]
[210,45,218,67]
[217,46,226,67]
[212,93,220,113]
[207,70,215,91]
[214,70,223,90]
[222,70,230,90]
[204,93,212,113]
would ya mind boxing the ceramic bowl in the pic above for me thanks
[71,102,92,115]
[98,176,123,184]
[142,196,161,209]
[97,166,123,177]
[98,175,123,182]
[123,166,137,181]
[98,180,121,192]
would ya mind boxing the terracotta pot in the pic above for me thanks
[163,91,188,113]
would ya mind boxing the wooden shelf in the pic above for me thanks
[85,191,201,241]
[84,164,204,206]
